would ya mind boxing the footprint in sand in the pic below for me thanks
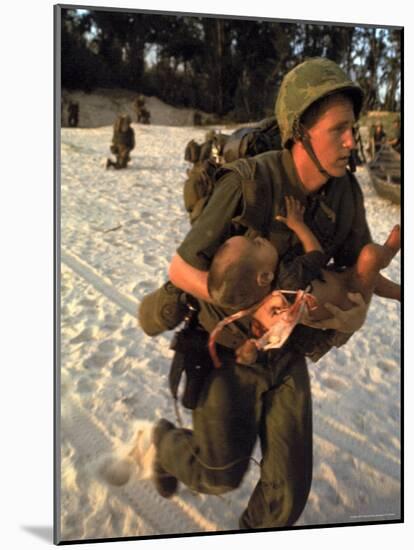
[126,342,141,358]
[97,340,118,354]
[83,340,119,370]
[84,353,111,369]
[132,280,154,296]
[377,359,397,374]
[112,358,128,376]
[70,327,97,344]
[368,366,383,384]
[83,343,117,369]
[121,327,139,339]
[323,376,349,392]
[102,314,121,332]
[76,376,95,394]
[143,254,157,267]
[140,211,153,221]
[79,297,98,308]
[124,219,141,229]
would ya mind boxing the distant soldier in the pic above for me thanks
[133,95,145,122]
[133,95,151,124]
[193,111,202,126]
[388,119,401,154]
[106,114,135,170]
[352,123,366,165]
[371,121,386,158]
[140,107,151,124]
[68,101,79,127]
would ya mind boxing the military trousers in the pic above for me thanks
[158,348,313,529]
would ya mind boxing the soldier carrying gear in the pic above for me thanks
[106,114,135,170]
[138,58,400,528]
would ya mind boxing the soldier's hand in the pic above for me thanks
[301,292,368,333]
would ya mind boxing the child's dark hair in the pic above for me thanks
[207,241,266,309]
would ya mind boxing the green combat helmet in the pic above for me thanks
[275,57,364,149]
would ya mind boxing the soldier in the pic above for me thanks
[388,119,401,154]
[353,123,367,165]
[193,111,202,126]
[140,107,151,124]
[133,94,145,123]
[372,121,387,158]
[138,58,400,528]
[68,101,79,127]
[106,114,135,170]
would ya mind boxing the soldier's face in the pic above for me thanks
[307,96,356,178]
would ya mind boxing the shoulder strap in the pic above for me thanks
[226,158,273,236]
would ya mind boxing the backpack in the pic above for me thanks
[183,116,281,225]
[184,139,201,163]
[222,117,281,163]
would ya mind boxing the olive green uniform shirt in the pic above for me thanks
[177,149,371,360]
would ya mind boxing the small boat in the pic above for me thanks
[368,144,401,204]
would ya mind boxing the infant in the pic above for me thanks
[207,196,400,366]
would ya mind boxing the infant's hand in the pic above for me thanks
[276,196,305,229]
[235,339,257,366]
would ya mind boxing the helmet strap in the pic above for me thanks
[296,123,331,179]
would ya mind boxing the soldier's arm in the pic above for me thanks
[169,254,211,303]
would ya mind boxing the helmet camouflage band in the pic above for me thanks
[275,57,364,147]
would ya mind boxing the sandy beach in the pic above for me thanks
[58,92,401,543]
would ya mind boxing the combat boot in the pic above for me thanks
[152,419,178,498]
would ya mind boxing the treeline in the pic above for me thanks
[60,8,401,122]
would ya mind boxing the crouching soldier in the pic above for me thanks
[106,114,135,169]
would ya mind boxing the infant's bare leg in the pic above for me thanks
[350,225,400,302]
[308,225,400,322]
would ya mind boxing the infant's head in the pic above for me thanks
[207,235,278,309]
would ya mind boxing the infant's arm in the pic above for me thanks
[276,196,323,253]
